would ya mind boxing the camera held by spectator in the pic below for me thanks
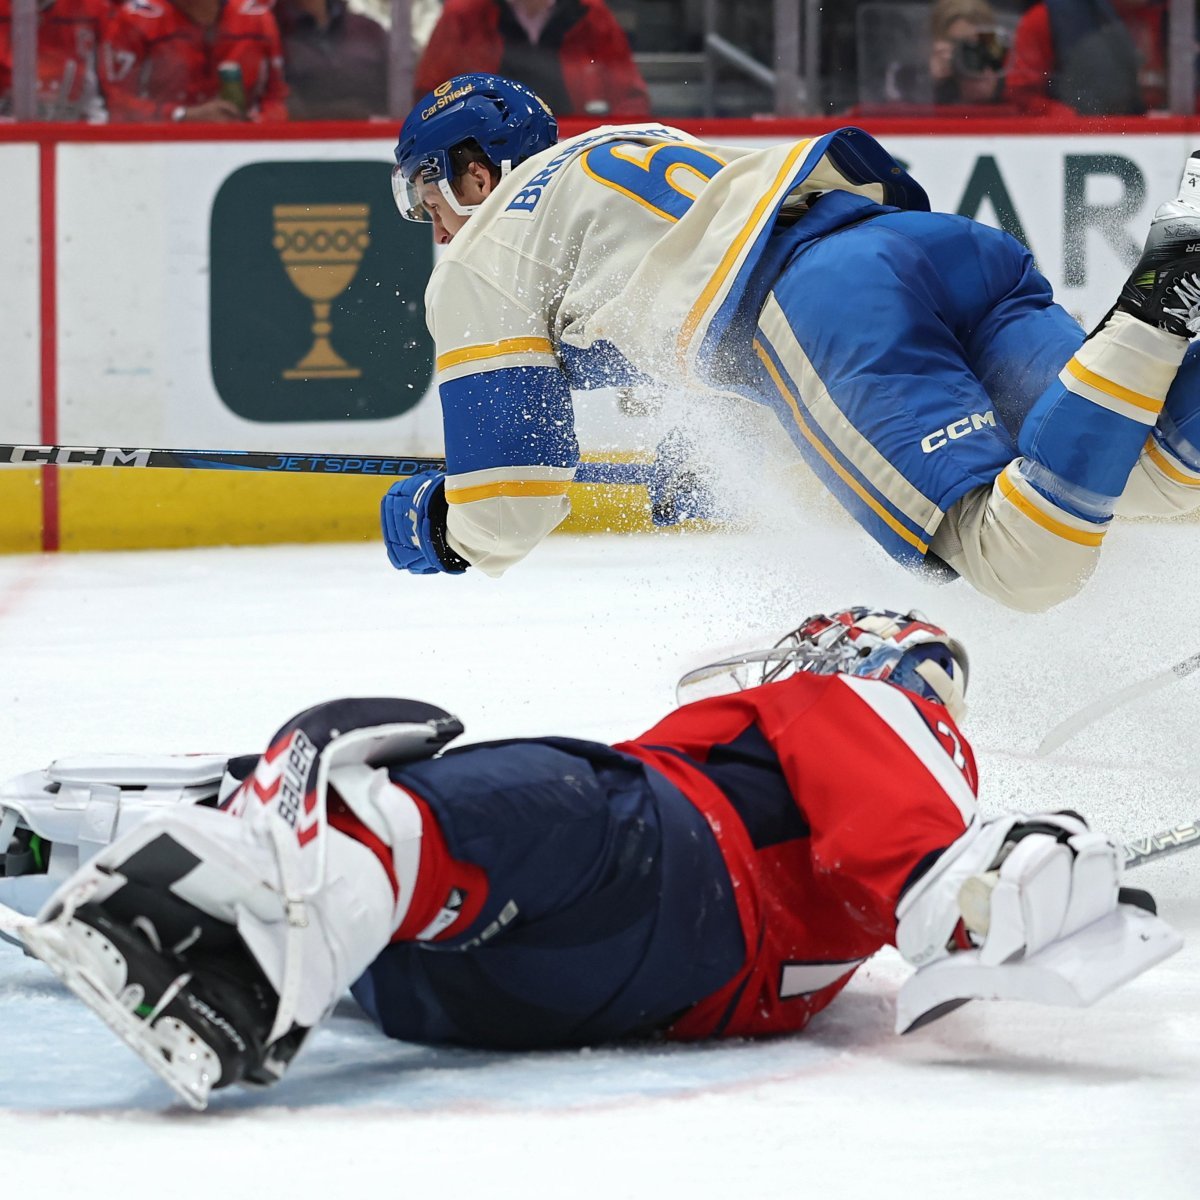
[928,0,1010,105]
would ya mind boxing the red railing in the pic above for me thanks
[2,112,1200,145]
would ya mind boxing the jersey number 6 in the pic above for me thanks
[580,141,726,223]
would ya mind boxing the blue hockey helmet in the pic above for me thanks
[392,73,558,223]
[677,607,969,720]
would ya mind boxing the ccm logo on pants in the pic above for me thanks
[921,411,997,453]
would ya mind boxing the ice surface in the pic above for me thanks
[0,519,1196,1198]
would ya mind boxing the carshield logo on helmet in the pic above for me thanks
[394,73,559,226]
[421,80,476,120]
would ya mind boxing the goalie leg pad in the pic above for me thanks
[21,697,463,1104]
[8,697,463,1109]
[216,697,463,1039]
[79,801,402,1038]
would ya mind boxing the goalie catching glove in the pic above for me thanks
[894,809,1180,1033]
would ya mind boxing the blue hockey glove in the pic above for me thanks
[380,471,469,575]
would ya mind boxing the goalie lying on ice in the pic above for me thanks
[0,608,1180,1109]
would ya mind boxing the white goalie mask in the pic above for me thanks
[676,607,969,721]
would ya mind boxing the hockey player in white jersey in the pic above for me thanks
[380,74,1200,612]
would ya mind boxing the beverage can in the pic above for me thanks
[217,61,246,112]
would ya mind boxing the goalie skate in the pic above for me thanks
[22,876,281,1111]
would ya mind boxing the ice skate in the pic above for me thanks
[1117,151,1200,338]
[22,879,282,1110]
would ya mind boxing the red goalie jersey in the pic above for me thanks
[618,670,980,1039]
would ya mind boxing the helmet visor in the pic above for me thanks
[390,160,487,224]
[391,163,431,223]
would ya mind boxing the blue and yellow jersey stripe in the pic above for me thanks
[440,363,577,476]
[436,337,559,384]
[446,469,574,506]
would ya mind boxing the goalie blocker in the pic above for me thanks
[0,609,1181,1109]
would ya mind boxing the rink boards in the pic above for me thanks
[1,117,1197,553]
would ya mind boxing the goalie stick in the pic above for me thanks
[1036,648,1200,757]
[1120,817,1200,869]
[0,443,653,485]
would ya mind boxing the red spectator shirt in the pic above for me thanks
[415,0,650,117]
[1006,0,1170,114]
[0,0,108,118]
[617,672,979,1039]
[101,0,287,121]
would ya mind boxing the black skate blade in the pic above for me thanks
[21,920,219,1111]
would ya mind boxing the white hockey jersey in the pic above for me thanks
[425,124,928,575]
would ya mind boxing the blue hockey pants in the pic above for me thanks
[749,208,1200,605]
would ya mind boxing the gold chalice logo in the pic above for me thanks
[273,203,370,379]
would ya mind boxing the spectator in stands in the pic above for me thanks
[0,0,107,120]
[410,0,443,50]
[928,0,1008,104]
[1005,0,1171,115]
[100,0,289,122]
[275,0,389,120]
[415,0,650,117]
[857,0,1010,111]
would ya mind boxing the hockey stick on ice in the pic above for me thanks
[1036,648,1200,757]
[1120,817,1200,870]
[0,443,652,485]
